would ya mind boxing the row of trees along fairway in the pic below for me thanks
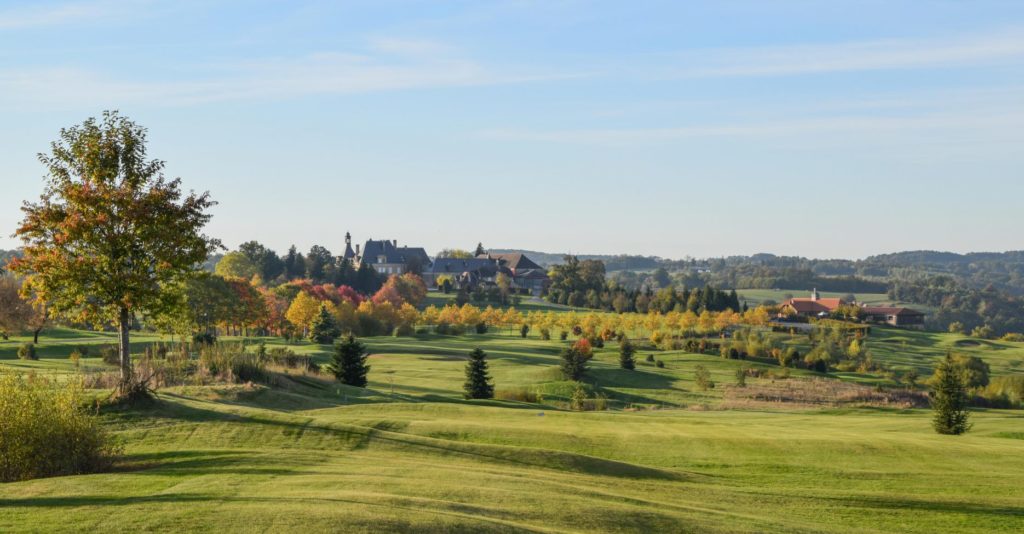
[10,112,220,398]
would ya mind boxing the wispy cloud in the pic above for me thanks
[0,42,576,109]
[482,108,1024,145]
[0,0,153,30]
[663,29,1024,78]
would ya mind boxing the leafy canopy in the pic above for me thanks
[10,111,220,326]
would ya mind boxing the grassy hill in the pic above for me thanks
[1,329,1023,532]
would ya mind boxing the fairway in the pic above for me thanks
[2,330,1023,533]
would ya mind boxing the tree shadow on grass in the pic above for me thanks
[110,397,684,481]
[817,494,1024,519]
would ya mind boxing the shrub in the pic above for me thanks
[495,387,542,403]
[539,328,551,340]
[559,331,569,341]
[645,354,655,363]
[74,345,90,357]
[0,374,119,482]
[199,343,267,383]
[519,324,530,338]
[655,359,665,368]
[735,367,747,387]
[393,324,415,337]
[100,345,120,366]
[267,347,316,371]
[69,350,82,367]
[192,332,216,345]
[980,375,1024,408]
[569,383,587,411]
[694,365,714,391]
[619,339,636,370]
[17,343,37,361]
[1000,332,1024,342]
[475,322,488,334]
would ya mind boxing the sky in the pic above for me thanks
[1,0,1023,260]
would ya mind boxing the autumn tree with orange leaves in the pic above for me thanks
[10,111,220,398]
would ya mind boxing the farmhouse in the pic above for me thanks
[779,289,844,318]
[859,306,926,328]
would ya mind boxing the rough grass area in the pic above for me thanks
[722,377,928,409]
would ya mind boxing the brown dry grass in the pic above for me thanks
[722,377,928,410]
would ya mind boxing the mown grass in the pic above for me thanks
[1,328,1023,532]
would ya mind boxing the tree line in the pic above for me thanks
[546,255,743,314]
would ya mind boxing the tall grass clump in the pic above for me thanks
[199,343,267,383]
[0,373,119,482]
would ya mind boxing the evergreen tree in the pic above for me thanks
[463,348,494,399]
[474,242,486,256]
[308,303,340,344]
[560,343,592,381]
[325,335,370,387]
[619,339,636,370]
[932,353,971,435]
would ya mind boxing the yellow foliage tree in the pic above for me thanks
[285,291,321,335]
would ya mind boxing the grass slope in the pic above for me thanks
[1,330,1023,532]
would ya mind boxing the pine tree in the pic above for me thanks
[325,335,370,387]
[308,304,340,344]
[560,344,591,381]
[474,242,486,256]
[463,348,494,399]
[932,353,971,435]
[619,339,636,370]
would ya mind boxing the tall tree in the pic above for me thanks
[238,240,284,281]
[10,112,219,396]
[474,242,486,256]
[215,251,259,280]
[325,335,371,387]
[306,245,333,282]
[463,348,494,399]
[283,245,305,279]
[932,353,972,435]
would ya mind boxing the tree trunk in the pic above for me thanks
[33,327,41,344]
[118,307,133,394]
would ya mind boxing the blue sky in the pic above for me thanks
[1,0,1022,259]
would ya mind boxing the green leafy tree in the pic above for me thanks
[325,335,370,387]
[932,353,972,435]
[308,303,341,344]
[10,111,219,396]
[619,339,636,370]
[215,251,258,280]
[463,348,494,399]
